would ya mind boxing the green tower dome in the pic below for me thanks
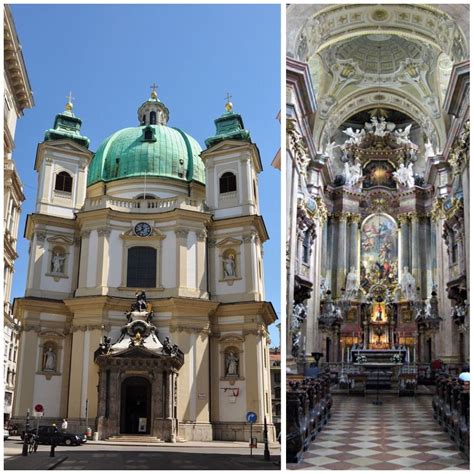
[87,90,205,186]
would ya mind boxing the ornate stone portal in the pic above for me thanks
[95,292,183,441]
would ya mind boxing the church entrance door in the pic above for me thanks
[120,377,151,434]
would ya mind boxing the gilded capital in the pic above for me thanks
[347,213,361,224]
[397,213,411,225]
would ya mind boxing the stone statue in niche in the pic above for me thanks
[51,252,66,274]
[393,163,415,188]
[223,254,236,278]
[43,346,57,371]
[345,266,359,299]
[400,266,416,301]
[226,351,239,376]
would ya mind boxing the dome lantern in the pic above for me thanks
[137,83,170,126]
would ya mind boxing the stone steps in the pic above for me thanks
[107,435,162,443]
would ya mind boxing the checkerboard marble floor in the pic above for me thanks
[288,395,469,470]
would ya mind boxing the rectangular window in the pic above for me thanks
[127,246,157,288]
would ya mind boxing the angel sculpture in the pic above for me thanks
[424,139,435,160]
[342,127,366,146]
[343,160,363,187]
[366,116,395,137]
[325,141,340,160]
[393,162,415,188]
[394,124,413,145]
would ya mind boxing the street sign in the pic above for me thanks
[246,412,258,457]
[246,411,257,424]
[34,404,44,413]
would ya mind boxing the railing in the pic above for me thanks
[84,196,204,213]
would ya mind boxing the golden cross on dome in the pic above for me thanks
[224,92,233,112]
[65,91,74,111]
[150,83,158,99]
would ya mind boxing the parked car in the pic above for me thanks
[4,429,9,441]
[21,426,83,446]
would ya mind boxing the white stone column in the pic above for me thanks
[348,214,360,271]
[398,214,411,270]
[96,228,110,293]
[175,228,188,291]
[78,230,91,289]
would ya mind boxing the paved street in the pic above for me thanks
[4,437,280,470]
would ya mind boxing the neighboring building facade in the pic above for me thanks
[286,4,469,372]
[3,5,34,423]
[12,90,277,442]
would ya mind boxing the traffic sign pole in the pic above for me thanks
[250,423,253,456]
[246,411,257,457]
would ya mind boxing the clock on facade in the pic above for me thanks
[134,222,152,237]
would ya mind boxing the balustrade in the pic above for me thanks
[83,195,203,213]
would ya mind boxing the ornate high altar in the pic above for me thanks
[318,113,443,369]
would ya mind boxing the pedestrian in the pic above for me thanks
[61,418,68,432]
[459,364,470,382]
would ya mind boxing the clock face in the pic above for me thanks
[134,222,152,237]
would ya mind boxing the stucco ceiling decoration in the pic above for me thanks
[294,4,468,64]
[289,4,468,154]
[332,35,423,75]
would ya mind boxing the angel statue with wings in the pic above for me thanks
[394,124,413,145]
[342,127,366,146]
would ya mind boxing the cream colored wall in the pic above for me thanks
[35,144,92,218]
[174,330,210,423]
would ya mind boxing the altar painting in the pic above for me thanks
[360,213,398,291]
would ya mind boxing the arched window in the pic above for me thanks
[219,172,237,193]
[55,171,73,193]
[150,111,157,125]
[127,247,157,288]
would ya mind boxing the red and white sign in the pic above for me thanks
[34,404,44,413]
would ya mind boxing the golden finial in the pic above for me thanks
[225,92,233,112]
[150,82,158,100]
[65,91,74,111]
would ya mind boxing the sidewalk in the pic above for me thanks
[88,439,281,449]
[5,453,68,471]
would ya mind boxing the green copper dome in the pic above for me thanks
[87,125,205,186]
[87,91,205,186]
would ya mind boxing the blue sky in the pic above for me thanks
[10,4,281,345]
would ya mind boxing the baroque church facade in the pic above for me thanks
[12,89,276,442]
[286,3,469,373]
